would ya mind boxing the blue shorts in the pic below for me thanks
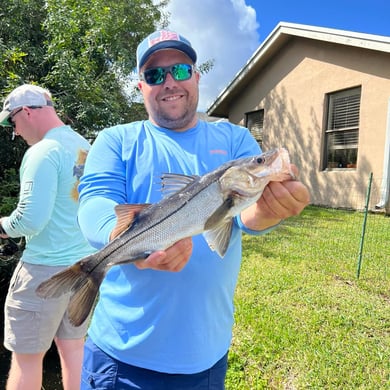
[81,337,228,390]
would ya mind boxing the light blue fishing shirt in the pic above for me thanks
[78,119,263,374]
[2,125,94,266]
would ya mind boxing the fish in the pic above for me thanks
[36,147,294,326]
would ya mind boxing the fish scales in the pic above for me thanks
[119,182,224,256]
[87,180,226,268]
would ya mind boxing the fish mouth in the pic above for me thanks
[252,148,292,179]
[220,148,293,198]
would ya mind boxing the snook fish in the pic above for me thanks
[36,148,294,326]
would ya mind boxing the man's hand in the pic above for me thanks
[134,237,193,272]
[240,164,310,231]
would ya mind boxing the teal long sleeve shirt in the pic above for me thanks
[2,125,94,266]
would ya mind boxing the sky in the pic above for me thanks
[164,0,390,112]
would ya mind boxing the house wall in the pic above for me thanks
[228,37,390,209]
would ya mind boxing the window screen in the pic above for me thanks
[324,87,361,169]
[245,109,264,146]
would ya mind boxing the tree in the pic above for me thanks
[0,0,168,190]
[0,0,168,139]
[0,0,213,184]
[42,0,170,137]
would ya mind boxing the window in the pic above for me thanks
[245,109,264,146]
[324,87,361,169]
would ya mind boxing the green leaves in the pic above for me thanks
[0,0,166,204]
[0,0,167,188]
[0,0,164,136]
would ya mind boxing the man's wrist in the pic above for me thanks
[236,215,283,236]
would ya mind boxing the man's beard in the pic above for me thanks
[148,94,199,131]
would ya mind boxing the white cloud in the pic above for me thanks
[165,0,260,112]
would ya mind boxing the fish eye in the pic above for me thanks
[256,157,264,164]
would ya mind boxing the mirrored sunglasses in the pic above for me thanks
[141,63,194,86]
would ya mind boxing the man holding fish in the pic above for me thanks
[75,30,309,389]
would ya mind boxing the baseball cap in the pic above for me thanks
[136,30,197,72]
[0,84,53,127]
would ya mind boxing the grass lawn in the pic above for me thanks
[226,206,389,389]
[1,206,388,389]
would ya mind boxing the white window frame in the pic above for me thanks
[324,87,361,169]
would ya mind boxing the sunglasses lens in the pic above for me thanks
[171,64,192,81]
[143,64,193,86]
[144,68,165,85]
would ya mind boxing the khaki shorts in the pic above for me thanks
[4,261,90,354]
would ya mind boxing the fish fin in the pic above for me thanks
[204,196,234,230]
[111,204,151,240]
[203,220,233,258]
[36,253,106,326]
[160,173,199,198]
[36,263,85,298]
[67,278,100,326]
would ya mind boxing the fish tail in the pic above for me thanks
[36,257,104,326]
[67,275,100,326]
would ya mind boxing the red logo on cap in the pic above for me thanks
[149,31,179,47]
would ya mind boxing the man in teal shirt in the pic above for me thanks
[0,84,94,390]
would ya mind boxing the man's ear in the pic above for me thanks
[195,70,200,84]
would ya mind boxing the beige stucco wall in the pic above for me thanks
[228,37,390,209]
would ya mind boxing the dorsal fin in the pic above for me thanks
[160,173,199,198]
[110,204,151,240]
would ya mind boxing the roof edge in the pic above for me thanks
[207,22,390,116]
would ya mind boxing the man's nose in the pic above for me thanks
[162,71,177,86]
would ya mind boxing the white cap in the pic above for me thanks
[0,84,53,126]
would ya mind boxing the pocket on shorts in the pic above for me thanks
[81,340,116,390]
[81,369,115,390]
[6,262,43,311]
[4,305,43,353]
[8,261,23,291]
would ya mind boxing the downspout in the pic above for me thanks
[376,97,390,214]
